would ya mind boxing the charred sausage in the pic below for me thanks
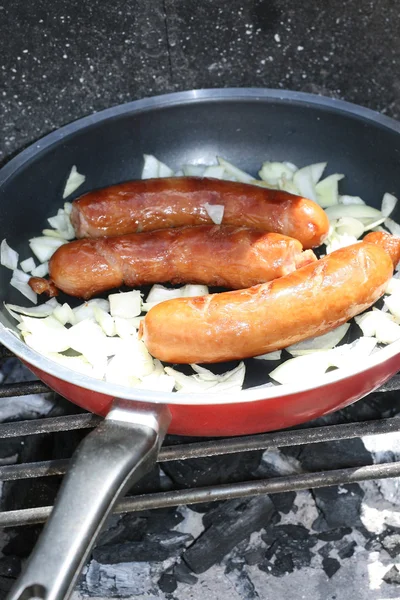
[70,177,329,249]
[29,226,316,300]
[139,232,400,364]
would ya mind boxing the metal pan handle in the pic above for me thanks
[7,398,171,600]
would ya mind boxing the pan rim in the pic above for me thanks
[1,86,400,406]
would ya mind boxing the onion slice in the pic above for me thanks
[203,203,224,224]
[286,323,350,356]
[1,240,19,271]
[63,165,86,199]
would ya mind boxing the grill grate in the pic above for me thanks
[0,365,400,527]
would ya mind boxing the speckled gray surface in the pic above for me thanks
[1,0,400,164]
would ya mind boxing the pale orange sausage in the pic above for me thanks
[70,177,329,249]
[139,232,400,364]
[29,226,316,300]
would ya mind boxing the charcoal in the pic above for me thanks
[173,562,198,585]
[183,496,275,574]
[0,556,21,578]
[318,543,333,558]
[296,439,373,471]
[383,565,400,585]
[158,573,177,593]
[261,524,317,572]
[244,548,265,566]
[322,557,341,578]
[161,449,263,488]
[250,459,296,514]
[337,539,356,559]
[224,558,260,598]
[93,531,193,564]
[311,484,364,530]
[2,526,42,558]
[96,515,147,547]
[127,464,161,495]
[0,575,14,599]
[379,526,400,558]
[317,527,352,541]
[135,507,184,534]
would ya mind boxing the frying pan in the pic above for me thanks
[4,88,400,600]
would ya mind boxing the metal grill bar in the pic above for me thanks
[0,417,399,481]
[1,461,400,528]
[0,413,101,437]
[0,381,50,398]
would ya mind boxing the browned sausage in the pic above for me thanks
[70,177,329,249]
[139,232,400,364]
[28,226,317,300]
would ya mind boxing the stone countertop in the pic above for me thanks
[1,0,400,164]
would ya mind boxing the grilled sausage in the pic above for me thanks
[29,226,317,300]
[139,232,400,364]
[70,177,329,249]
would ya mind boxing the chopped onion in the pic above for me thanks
[384,294,400,320]
[137,373,175,392]
[315,173,344,208]
[46,352,103,378]
[146,284,187,305]
[381,193,398,218]
[10,277,37,304]
[217,157,253,183]
[334,217,365,239]
[362,217,387,232]
[385,217,400,237]
[42,229,67,240]
[182,165,206,177]
[182,284,209,297]
[355,310,400,344]
[29,237,66,263]
[11,268,30,283]
[30,262,49,277]
[254,350,282,360]
[203,203,224,224]
[114,316,138,338]
[63,165,86,199]
[325,233,358,254]
[5,299,58,318]
[286,323,350,356]
[109,290,142,319]
[269,352,333,385]
[142,154,174,179]
[329,337,377,370]
[325,204,382,221]
[20,257,36,273]
[93,305,115,336]
[202,165,225,179]
[385,277,400,295]
[1,240,19,271]
[339,195,365,205]
[105,339,155,384]
[258,162,297,186]
[165,362,245,393]
[68,320,110,366]
[53,303,76,326]
[73,299,110,323]
[20,315,70,352]
[292,163,326,202]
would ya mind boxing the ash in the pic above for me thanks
[1,361,400,599]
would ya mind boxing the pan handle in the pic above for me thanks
[7,398,171,600]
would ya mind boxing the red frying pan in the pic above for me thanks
[3,88,400,600]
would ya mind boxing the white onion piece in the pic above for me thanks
[10,278,37,304]
[181,165,206,177]
[293,167,317,201]
[334,217,365,239]
[182,284,209,297]
[29,237,66,263]
[142,154,174,179]
[329,337,377,370]
[202,165,225,179]
[286,323,350,356]
[64,202,73,215]
[46,352,103,378]
[384,294,400,320]
[5,299,58,318]
[12,269,30,283]
[68,320,109,366]
[73,299,110,323]
[258,162,297,186]
[114,316,138,338]
[381,193,398,218]
[203,202,224,224]
[217,157,253,183]
[254,350,282,360]
[53,303,76,326]
[325,204,382,221]
[42,229,67,240]
[385,217,400,237]
[339,195,365,205]
[20,315,70,352]
[31,262,49,277]
[109,290,142,319]
[269,352,332,385]
[362,217,387,232]
[20,257,36,273]
[315,173,344,208]
[355,310,400,344]
[165,362,245,393]
[105,340,155,384]
[63,165,86,199]
[385,277,400,295]
[325,233,358,254]
[146,284,186,305]
[1,240,19,271]
[93,305,115,336]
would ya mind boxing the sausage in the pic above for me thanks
[28,226,317,300]
[139,232,400,364]
[70,177,329,249]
